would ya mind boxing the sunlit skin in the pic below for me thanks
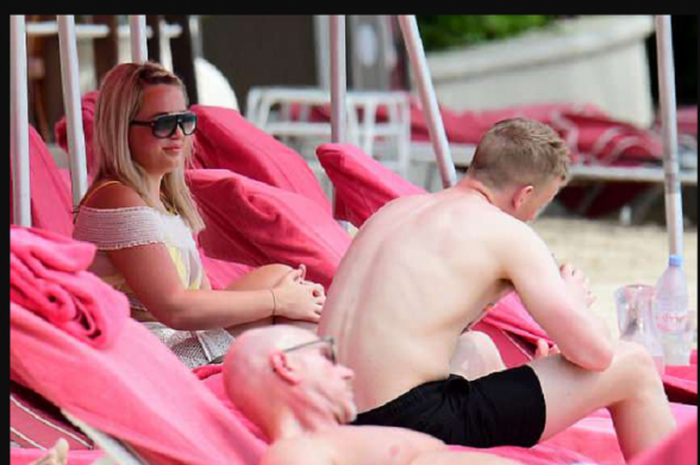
[224,326,522,465]
[128,84,190,205]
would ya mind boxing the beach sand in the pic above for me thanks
[531,217,698,342]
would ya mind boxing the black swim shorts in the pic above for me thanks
[352,365,546,448]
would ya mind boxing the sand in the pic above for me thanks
[531,217,698,342]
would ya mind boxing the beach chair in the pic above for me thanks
[10,283,265,465]
[9,222,697,465]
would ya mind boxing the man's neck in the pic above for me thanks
[269,411,340,442]
[455,178,496,206]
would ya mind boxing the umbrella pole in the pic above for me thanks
[58,15,89,206]
[397,15,456,189]
[329,15,347,222]
[130,15,148,63]
[655,15,684,260]
[10,15,31,227]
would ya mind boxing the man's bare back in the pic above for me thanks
[318,119,675,459]
[320,188,524,411]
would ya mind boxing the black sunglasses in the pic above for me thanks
[131,111,197,139]
[208,336,337,366]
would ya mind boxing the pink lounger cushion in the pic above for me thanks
[188,169,351,290]
[10,226,129,349]
[10,301,265,465]
[10,381,94,451]
[54,91,100,176]
[10,125,74,237]
[316,143,426,227]
[10,449,104,465]
[191,104,332,212]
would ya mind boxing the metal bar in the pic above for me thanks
[655,15,684,259]
[10,15,31,226]
[330,15,347,144]
[329,15,348,223]
[57,15,89,207]
[397,15,457,189]
[129,15,148,63]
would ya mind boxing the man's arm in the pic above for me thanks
[500,223,613,371]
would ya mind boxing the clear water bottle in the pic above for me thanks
[653,254,691,366]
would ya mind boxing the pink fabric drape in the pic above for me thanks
[10,226,129,349]
[11,302,265,465]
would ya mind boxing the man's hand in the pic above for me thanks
[560,263,596,309]
[534,338,560,359]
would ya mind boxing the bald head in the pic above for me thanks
[222,326,318,423]
[225,325,317,370]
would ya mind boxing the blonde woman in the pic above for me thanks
[73,62,325,368]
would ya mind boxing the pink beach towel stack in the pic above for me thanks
[10,226,129,349]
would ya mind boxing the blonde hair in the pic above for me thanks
[90,61,205,232]
[468,118,570,190]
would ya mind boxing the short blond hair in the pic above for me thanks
[468,118,570,189]
[91,61,205,232]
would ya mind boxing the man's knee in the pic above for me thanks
[611,340,664,390]
[455,331,505,377]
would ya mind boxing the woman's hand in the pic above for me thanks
[272,267,326,323]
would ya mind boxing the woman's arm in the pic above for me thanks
[86,182,323,331]
[108,243,283,330]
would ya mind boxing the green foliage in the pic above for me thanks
[417,15,557,52]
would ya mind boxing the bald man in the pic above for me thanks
[223,325,521,465]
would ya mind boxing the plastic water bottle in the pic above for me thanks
[653,255,691,366]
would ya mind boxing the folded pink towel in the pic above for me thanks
[10,226,129,349]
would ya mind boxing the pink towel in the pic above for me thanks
[10,226,129,349]
[10,302,264,465]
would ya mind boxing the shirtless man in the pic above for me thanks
[223,325,521,465]
[318,118,675,461]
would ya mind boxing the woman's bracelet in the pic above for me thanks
[270,288,277,324]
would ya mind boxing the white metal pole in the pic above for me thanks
[397,15,457,189]
[130,15,148,63]
[655,15,684,260]
[330,15,347,144]
[10,15,31,227]
[58,15,89,207]
[329,15,348,224]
